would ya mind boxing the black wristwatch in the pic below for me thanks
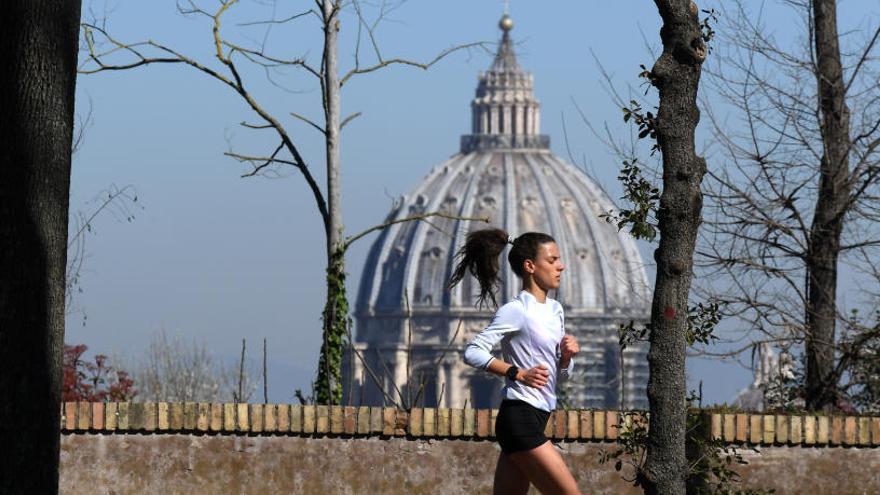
[505,365,519,382]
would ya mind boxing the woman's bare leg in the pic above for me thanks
[508,441,580,495]
[493,452,530,495]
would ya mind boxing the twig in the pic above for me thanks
[340,42,487,87]
[263,337,268,404]
[404,290,413,408]
[340,111,362,130]
[290,111,326,135]
[237,9,315,27]
[237,338,246,404]
[344,212,489,250]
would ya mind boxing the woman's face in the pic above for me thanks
[525,242,565,290]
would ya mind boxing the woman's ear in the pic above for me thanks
[523,259,535,274]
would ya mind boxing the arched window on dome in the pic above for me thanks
[414,245,445,307]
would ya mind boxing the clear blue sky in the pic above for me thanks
[69,0,875,404]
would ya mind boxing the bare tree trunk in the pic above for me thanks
[805,0,851,412]
[315,0,348,405]
[0,2,81,493]
[642,1,707,494]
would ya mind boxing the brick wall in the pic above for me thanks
[61,401,880,447]
[58,403,880,494]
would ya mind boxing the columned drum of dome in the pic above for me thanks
[344,15,651,410]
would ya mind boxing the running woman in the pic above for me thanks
[448,228,581,495]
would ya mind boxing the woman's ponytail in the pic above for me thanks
[447,228,509,308]
[448,228,556,308]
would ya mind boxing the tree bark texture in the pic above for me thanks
[805,0,851,411]
[0,1,81,493]
[643,1,707,494]
[316,250,349,404]
[315,0,347,405]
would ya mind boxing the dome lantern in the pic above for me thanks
[462,15,549,153]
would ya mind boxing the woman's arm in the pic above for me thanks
[557,334,579,383]
[463,302,522,370]
[463,302,550,389]
[485,358,551,388]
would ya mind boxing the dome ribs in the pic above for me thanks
[537,153,608,311]
[366,155,464,315]
[502,152,519,303]
[442,153,492,310]
[521,152,568,303]
[402,154,483,312]
[561,157,652,311]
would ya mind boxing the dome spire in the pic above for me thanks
[491,14,520,72]
[461,12,549,153]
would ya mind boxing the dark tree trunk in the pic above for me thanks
[642,1,707,494]
[0,2,81,493]
[805,0,851,412]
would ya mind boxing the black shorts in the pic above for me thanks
[495,399,551,454]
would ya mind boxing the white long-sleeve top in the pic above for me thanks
[463,290,573,412]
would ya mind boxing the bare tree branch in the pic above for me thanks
[343,212,489,250]
[79,2,330,226]
[289,111,326,134]
[340,41,487,87]
[340,111,362,130]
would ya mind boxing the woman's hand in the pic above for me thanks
[517,364,550,389]
[560,334,580,366]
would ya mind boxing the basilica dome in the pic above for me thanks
[348,16,651,410]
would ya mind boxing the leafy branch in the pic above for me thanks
[687,301,723,346]
[618,302,725,351]
[600,157,661,242]
[700,8,719,52]
[622,99,658,151]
